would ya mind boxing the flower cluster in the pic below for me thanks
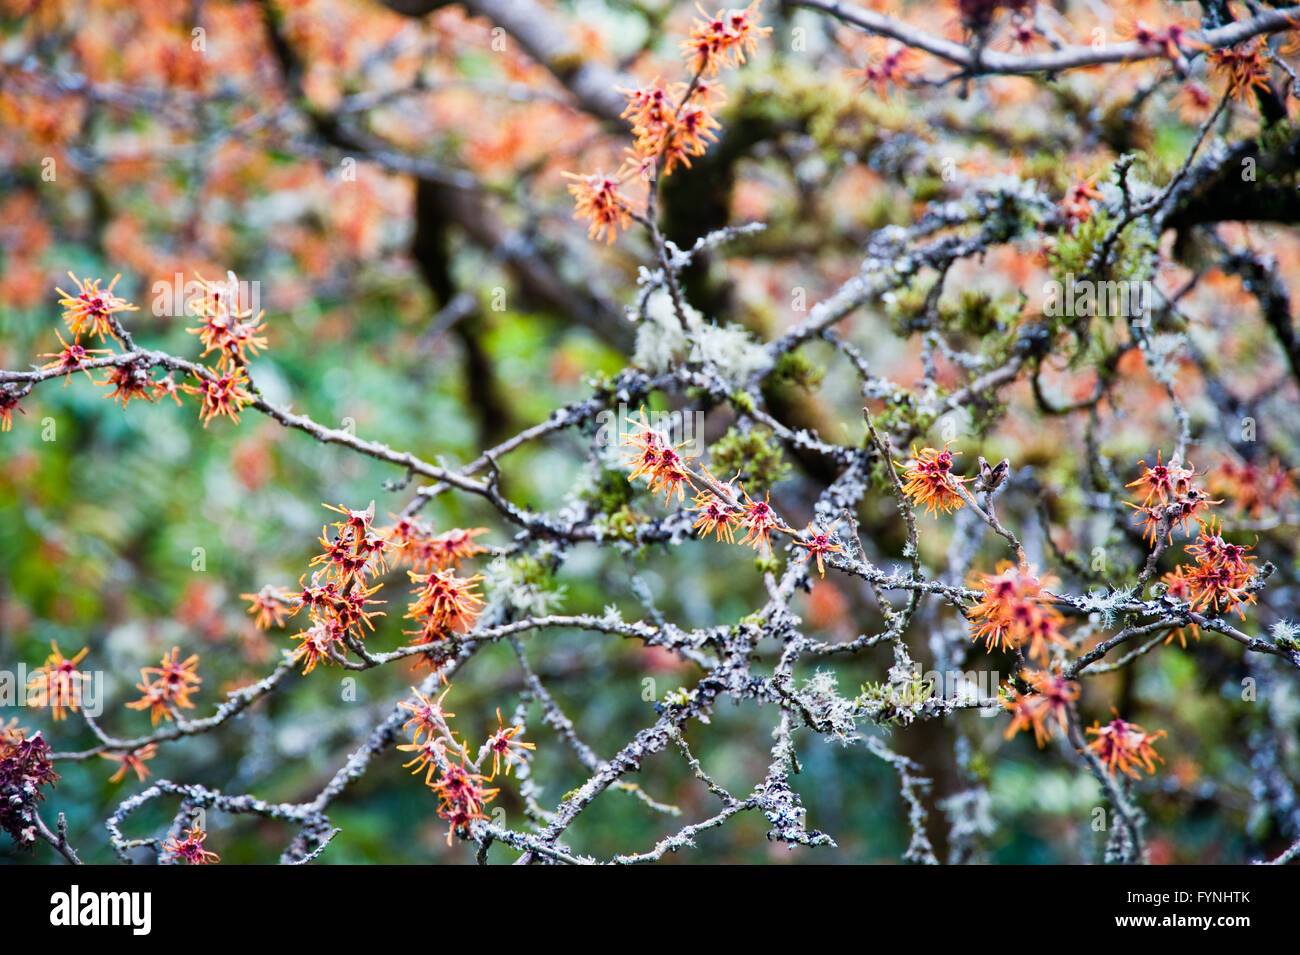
[55,272,137,342]
[186,272,268,365]
[1208,40,1273,102]
[385,518,488,572]
[969,562,1067,664]
[268,504,388,673]
[1123,452,1258,622]
[394,688,531,844]
[899,443,969,517]
[404,568,484,646]
[1087,715,1167,779]
[184,365,254,426]
[565,3,769,243]
[31,271,262,425]
[850,41,917,97]
[680,1,768,75]
[50,273,177,414]
[624,414,698,503]
[1002,668,1079,748]
[1124,451,1219,544]
[179,272,261,425]
[125,648,202,726]
[0,729,59,846]
[312,502,389,586]
[691,479,742,543]
[164,825,220,865]
[241,503,494,674]
[1211,456,1293,518]
[24,641,90,721]
[562,173,634,244]
[1178,519,1258,619]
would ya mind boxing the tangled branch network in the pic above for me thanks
[4,0,1300,865]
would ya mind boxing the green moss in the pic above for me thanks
[908,173,948,203]
[709,425,791,488]
[580,466,633,517]
[770,349,825,391]
[938,289,1012,338]
[885,282,933,336]
[596,505,644,543]
[873,390,939,442]
[730,390,756,415]
[1048,209,1155,288]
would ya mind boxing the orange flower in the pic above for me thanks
[288,620,345,674]
[680,2,770,75]
[737,488,779,552]
[382,517,489,571]
[620,79,721,176]
[795,523,841,578]
[562,172,633,244]
[101,744,158,783]
[1211,457,1294,518]
[1087,715,1167,779]
[1182,519,1257,619]
[1124,453,1220,545]
[1160,567,1200,648]
[426,527,490,569]
[55,272,137,341]
[183,365,253,426]
[969,562,1066,664]
[186,272,268,367]
[431,749,498,845]
[1176,81,1215,122]
[692,490,740,543]
[486,707,535,778]
[397,735,449,786]
[240,585,296,629]
[164,826,220,864]
[623,412,697,502]
[406,568,484,634]
[659,102,721,175]
[1209,40,1273,102]
[310,502,388,586]
[1126,450,1196,507]
[398,686,455,745]
[898,443,969,517]
[126,648,201,725]
[99,361,158,408]
[38,329,110,384]
[849,42,917,97]
[620,77,676,140]
[1061,174,1105,225]
[0,388,24,431]
[1003,669,1079,747]
[25,641,90,721]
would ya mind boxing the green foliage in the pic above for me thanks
[709,424,791,488]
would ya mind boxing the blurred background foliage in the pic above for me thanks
[3,0,1300,863]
